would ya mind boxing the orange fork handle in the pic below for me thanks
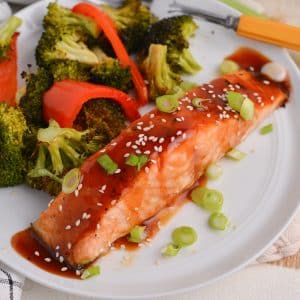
[237,15,300,51]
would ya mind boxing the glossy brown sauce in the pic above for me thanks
[11,47,291,278]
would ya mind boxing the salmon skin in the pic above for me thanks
[32,70,289,269]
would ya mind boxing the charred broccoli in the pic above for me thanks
[100,0,157,54]
[0,16,22,60]
[140,44,181,100]
[0,103,27,187]
[146,15,201,74]
[19,68,53,128]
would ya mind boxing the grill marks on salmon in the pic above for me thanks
[32,70,288,269]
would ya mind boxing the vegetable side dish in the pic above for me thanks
[0,0,290,280]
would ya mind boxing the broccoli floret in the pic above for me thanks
[0,103,27,187]
[43,3,99,39]
[145,15,200,74]
[0,16,22,60]
[26,119,94,196]
[100,0,157,53]
[140,44,181,100]
[36,27,99,68]
[19,68,53,128]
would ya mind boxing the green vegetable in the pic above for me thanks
[128,226,146,243]
[146,15,200,74]
[205,163,222,180]
[172,226,197,247]
[0,16,22,60]
[125,154,149,171]
[240,97,254,121]
[225,148,246,161]
[156,94,179,113]
[209,212,229,230]
[220,59,240,75]
[191,187,223,212]
[0,103,27,187]
[191,97,208,109]
[97,154,118,175]
[62,168,81,194]
[80,265,101,280]
[161,243,181,256]
[226,91,244,112]
[140,44,181,100]
[260,123,273,135]
[100,0,157,54]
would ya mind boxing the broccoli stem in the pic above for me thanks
[0,16,22,46]
[177,48,201,74]
[48,143,64,175]
[56,137,82,166]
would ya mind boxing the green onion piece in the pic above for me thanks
[225,148,246,160]
[62,168,81,194]
[125,154,149,171]
[97,154,118,175]
[260,123,273,135]
[161,243,181,257]
[172,226,197,247]
[191,97,207,109]
[220,59,240,75]
[240,97,255,121]
[156,95,179,113]
[80,265,101,280]
[226,91,244,112]
[205,163,222,180]
[191,187,223,212]
[128,226,146,243]
[209,212,229,230]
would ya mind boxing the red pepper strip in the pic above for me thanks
[0,33,19,106]
[72,3,148,106]
[43,80,141,128]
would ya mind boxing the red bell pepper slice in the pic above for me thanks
[43,80,141,128]
[0,33,19,106]
[72,3,148,106]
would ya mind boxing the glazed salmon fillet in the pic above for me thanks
[32,70,289,269]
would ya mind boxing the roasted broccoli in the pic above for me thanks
[19,68,53,128]
[100,0,157,54]
[0,103,27,187]
[145,15,201,74]
[0,16,22,60]
[140,44,181,100]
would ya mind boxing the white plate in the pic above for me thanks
[1,0,300,299]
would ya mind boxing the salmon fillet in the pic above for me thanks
[32,70,289,269]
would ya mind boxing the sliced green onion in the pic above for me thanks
[161,243,181,257]
[128,226,146,243]
[226,91,244,112]
[205,163,222,180]
[225,148,246,161]
[97,154,118,175]
[62,168,81,194]
[209,212,229,230]
[191,97,207,110]
[191,187,223,212]
[240,97,254,121]
[172,226,197,247]
[220,59,240,75]
[80,265,101,280]
[125,154,149,171]
[260,123,273,135]
[156,95,179,113]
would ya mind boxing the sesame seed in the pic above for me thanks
[176,117,182,122]
[208,90,214,94]
[59,256,64,263]
[135,149,142,154]
[212,94,216,98]
[187,105,194,110]
[132,145,138,149]
[75,219,81,227]
[67,243,72,250]
[217,105,223,110]
[171,136,176,142]
[138,134,144,138]
[150,113,155,118]
[260,103,265,107]
[159,137,165,144]
[271,96,275,101]
[77,183,83,191]
[97,202,103,206]
[206,113,211,118]
[111,142,117,146]
[111,200,117,205]
[34,251,40,257]
[182,133,187,139]
[235,84,241,89]
[161,118,167,123]
[44,258,51,263]
[249,66,255,71]
[263,80,270,85]
[208,84,214,88]
[176,130,182,136]
[55,245,60,250]
[143,127,151,132]
[124,153,130,158]
[151,159,157,164]
[97,224,100,230]
[65,225,71,230]
[134,207,139,211]
[55,252,59,258]
[74,190,79,197]
[48,199,54,207]
[137,121,143,125]
[120,244,126,249]
[144,150,150,155]
[145,167,150,173]
[76,270,81,276]
[136,126,142,130]
[61,267,68,272]
[201,87,206,91]
[126,141,132,147]
[58,205,63,212]
[86,214,91,219]
[253,92,259,96]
